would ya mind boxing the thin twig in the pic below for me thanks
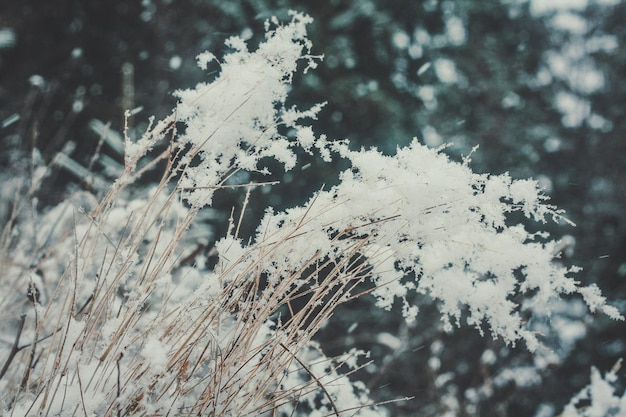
[279,342,340,417]
[77,367,89,417]
[0,315,27,380]
[117,353,123,417]
[234,185,252,240]
[177,180,280,190]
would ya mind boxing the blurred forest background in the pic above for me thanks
[0,0,624,416]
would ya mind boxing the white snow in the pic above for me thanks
[434,58,459,84]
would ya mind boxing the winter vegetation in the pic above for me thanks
[562,360,626,417]
[0,11,623,417]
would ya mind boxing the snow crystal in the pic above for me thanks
[392,31,411,49]
[347,322,359,333]
[71,47,83,58]
[196,51,216,69]
[554,91,590,127]
[586,35,618,54]
[413,27,431,45]
[417,62,431,76]
[480,349,497,365]
[1,113,19,128]
[169,55,182,70]
[543,137,562,153]
[434,372,454,387]
[376,332,402,350]
[428,356,442,371]
[296,125,316,150]
[445,16,466,46]
[422,125,443,147]
[494,366,542,388]
[552,12,588,34]
[587,113,612,132]
[29,74,45,87]
[408,43,423,59]
[434,58,459,84]
[0,27,15,49]
[142,336,169,373]
[530,0,588,16]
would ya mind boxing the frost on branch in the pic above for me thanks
[229,140,622,351]
[172,11,326,208]
[561,360,626,417]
